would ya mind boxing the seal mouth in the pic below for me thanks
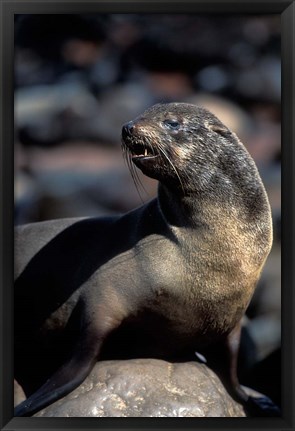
[129,143,158,160]
[122,137,159,162]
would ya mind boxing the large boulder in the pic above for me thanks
[14,359,248,417]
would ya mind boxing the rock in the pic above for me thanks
[14,380,26,407]
[28,359,247,417]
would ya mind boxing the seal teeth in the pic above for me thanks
[145,148,148,157]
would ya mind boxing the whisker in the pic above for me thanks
[157,143,185,194]
[122,144,148,204]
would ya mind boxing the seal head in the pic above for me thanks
[121,102,270,223]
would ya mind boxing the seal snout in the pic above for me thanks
[121,120,158,164]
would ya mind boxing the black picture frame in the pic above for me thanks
[1,1,294,430]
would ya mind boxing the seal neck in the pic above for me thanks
[157,183,210,230]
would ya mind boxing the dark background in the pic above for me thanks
[14,14,281,406]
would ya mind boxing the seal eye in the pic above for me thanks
[163,120,180,130]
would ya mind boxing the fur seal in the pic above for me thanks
[14,103,278,417]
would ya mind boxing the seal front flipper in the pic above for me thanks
[14,315,122,417]
[14,352,97,417]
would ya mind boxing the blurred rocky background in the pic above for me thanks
[14,14,281,413]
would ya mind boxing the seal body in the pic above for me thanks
[14,103,274,416]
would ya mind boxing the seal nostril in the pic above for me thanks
[122,122,134,139]
[128,121,134,132]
